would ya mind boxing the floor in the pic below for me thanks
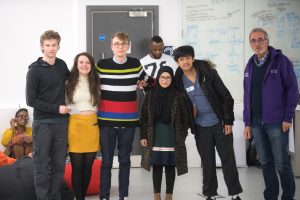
[85,167,300,200]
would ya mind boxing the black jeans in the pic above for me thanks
[195,123,242,197]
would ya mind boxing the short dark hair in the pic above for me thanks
[173,45,195,62]
[15,108,28,118]
[151,36,163,43]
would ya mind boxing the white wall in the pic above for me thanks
[0,0,77,107]
[0,0,182,107]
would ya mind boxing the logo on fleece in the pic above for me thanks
[271,69,278,74]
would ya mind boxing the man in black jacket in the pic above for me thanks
[173,45,242,200]
[26,30,70,200]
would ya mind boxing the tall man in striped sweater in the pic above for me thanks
[96,32,148,200]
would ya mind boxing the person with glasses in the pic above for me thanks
[1,108,32,159]
[140,66,189,200]
[173,45,243,200]
[243,28,299,200]
[96,32,149,200]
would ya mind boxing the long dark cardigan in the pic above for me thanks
[140,89,190,176]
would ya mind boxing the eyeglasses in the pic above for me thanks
[159,76,172,81]
[250,38,266,45]
[112,42,128,48]
[17,115,29,120]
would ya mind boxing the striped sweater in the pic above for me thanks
[96,57,144,127]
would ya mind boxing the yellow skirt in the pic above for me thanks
[68,113,100,153]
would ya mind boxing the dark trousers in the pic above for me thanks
[32,121,68,200]
[153,165,176,194]
[99,127,135,200]
[196,123,242,197]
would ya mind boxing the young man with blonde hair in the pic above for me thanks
[26,30,70,200]
[96,32,148,200]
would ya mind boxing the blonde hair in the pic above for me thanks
[40,30,61,46]
[111,32,129,42]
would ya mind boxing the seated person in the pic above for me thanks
[1,108,32,159]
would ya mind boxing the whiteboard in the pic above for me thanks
[182,0,300,103]
[245,0,300,91]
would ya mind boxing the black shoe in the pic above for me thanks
[232,196,241,200]
[206,197,216,200]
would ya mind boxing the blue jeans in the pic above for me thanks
[251,118,295,200]
[99,127,135,200]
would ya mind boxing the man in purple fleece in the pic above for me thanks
[243,27,299,200]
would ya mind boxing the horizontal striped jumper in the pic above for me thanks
[96,57,144,127]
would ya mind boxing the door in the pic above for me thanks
[87,6,158,60]
[86,6,158,160]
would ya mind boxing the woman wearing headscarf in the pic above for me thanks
[140,66,189,200]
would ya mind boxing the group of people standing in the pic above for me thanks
[22,27,298,200]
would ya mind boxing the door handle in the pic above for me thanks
[100,52,105,59]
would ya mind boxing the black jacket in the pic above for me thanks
[0,157,37,200]
[0,157,74,200]
[26,57,70,120]
[174,59,234,134]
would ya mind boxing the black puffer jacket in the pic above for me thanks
[140,89,189,176]
[174,59,234,134]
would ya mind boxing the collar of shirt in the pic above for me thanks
[254,51,269,67]
[113,57,127,64]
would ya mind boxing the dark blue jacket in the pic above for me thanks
[243,46,299,126]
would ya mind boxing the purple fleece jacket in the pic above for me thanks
[243,46,299,126]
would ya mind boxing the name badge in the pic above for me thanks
[186,86,195,92]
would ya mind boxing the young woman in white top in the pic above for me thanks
[65,52,100,200]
